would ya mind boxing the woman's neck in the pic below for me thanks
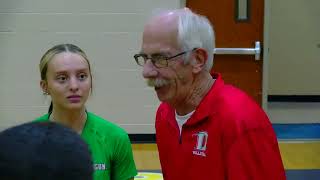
[50,108,87,134]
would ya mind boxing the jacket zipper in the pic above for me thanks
[179,125,183,144]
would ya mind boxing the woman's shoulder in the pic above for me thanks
[34,114,50,122]
[86,112,128,137]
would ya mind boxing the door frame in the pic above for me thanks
[180,0,270,112]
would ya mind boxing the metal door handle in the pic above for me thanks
[214,41,261,60]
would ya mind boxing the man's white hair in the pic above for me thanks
[150,8,215,71]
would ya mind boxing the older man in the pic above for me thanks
[134,8,285,180]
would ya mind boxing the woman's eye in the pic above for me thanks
[78,73,87,80]
[57,76,67,82]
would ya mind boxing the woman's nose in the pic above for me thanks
[69,77,79,92]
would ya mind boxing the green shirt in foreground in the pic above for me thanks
[35,112,137,180]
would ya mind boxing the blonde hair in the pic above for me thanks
[39,44,92,81]
[39,44,93,113]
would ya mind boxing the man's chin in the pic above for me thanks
[154,85,165,92]
[155,86,168,101]
[156,95,166,102]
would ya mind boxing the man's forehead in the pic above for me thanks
[144,11,178,32]
[142,28,179,52]
[141,12,180,54]
[156,11,178,22]
[140,45,174,55]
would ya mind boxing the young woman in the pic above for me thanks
[35,43,137,180]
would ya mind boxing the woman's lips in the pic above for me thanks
[67,95,81,103]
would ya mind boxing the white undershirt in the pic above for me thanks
[175,110,195,135]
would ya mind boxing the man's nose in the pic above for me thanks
[142,60,158,78]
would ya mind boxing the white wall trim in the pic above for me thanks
[262,0,270,111]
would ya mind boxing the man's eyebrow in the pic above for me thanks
[152,51,171,56]
[137,51,170,56]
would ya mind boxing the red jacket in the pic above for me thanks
[155,73,286,180]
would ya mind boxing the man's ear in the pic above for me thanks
[40,80,49,95]
[192,48,208,73]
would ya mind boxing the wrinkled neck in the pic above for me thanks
[175,73,214,115]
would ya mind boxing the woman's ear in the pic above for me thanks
[40,80,49,95]
[192,48,208,73]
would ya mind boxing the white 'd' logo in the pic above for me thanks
[193,131,208,157]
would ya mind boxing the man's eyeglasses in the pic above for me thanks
[134,48,197,68]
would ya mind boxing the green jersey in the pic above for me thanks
[35,112,137,180]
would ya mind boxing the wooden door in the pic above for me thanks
[187,0,264,105]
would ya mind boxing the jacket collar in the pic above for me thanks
[166,73,224,127]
